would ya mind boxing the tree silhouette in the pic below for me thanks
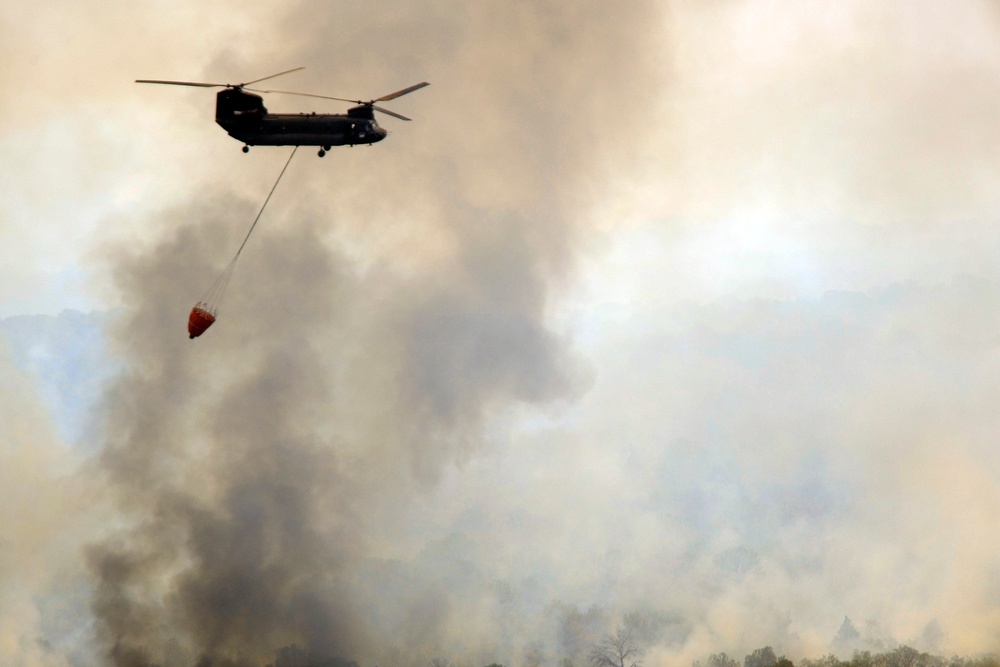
[699,653,739,667]
[589,626,644,667]
[745,647,778,667]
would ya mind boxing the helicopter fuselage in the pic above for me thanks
[215,88,388,148]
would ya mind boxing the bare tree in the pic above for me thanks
[589,626,644,667]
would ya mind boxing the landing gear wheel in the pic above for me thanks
[242,145,250,153]
[318,148,326,157]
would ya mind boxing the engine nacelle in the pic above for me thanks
[216,88,268,123]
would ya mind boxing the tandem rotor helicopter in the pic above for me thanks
[136,67,429,157]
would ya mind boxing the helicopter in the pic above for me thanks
[136,68,429,157]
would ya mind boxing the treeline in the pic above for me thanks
[800,647,1000,667]
[264,639,1000,667]
[696,646,1000,667]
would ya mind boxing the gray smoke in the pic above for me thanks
[4,1,993,665]
[87,3,667,666]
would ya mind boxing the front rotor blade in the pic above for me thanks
[376,81,430,102]
[135,79,224,87]
[243,67,305,86]
[373,105,411,121]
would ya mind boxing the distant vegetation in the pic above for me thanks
[264,623,1000,667]
[799,648,1000,667]
[264,642,1000,667]
[441,649,1000,667]
[417,644,1000,667]
[694,646,1000,667]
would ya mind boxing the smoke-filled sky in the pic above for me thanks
[3,1,1000,666]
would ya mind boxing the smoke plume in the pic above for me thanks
[4,1,1000,665]
[87,3,667,666]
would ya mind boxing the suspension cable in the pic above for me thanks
[198,145,299,313]
[235,145,298,260]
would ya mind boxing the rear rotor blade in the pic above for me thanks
[135,79,224,87]
[376,81,430,102]
[248,88,360,104]
[244,79,427,121]
[243,67,305,86]
[250,80,429,107]
[373,105,412,121]
[249,89,415,120]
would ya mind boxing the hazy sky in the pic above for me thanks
[2,2,1000,667]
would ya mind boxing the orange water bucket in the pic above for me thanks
[188,305,216,339]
